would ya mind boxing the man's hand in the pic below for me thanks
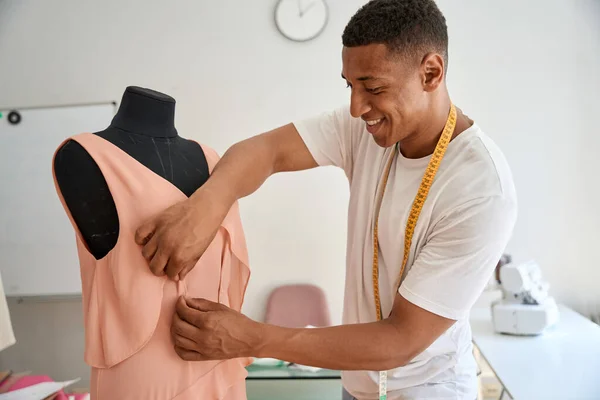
[134,187,231,281]
[171,296,264,361]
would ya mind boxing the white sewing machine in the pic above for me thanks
[491,260,559,335]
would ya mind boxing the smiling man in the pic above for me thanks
[135,0,518,399]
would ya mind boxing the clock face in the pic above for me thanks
[274,0,328,42]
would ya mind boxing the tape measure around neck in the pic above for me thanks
[372,103,457,321]
[373,104,457,400]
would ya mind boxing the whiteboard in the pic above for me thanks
[0,103,117,296]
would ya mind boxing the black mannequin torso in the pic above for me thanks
[54,86,209,260]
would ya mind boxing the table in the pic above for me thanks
[470,304,600,399]
[246,364,342,400]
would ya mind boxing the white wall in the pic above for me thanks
[0,0,599,386]
[0,0,362,327]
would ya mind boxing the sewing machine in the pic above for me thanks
[491,260,559,335]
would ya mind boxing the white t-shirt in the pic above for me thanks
[293,104,518,400]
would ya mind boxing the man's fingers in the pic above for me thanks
[175,295,188,316]
[135,220,156,245]
[185,297,223,312]
[165,257,183,281]
[141,234,158,261]
[174,346,205,361]
[172,310,201,342]
[176,296,204,326]
[177,261,196,281]
[148,247,169,276]
[172,333,198,352]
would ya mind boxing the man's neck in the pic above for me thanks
[399,99,473,159]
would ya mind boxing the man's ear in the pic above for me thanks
[420,53,445,92]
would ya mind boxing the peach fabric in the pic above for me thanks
[51,133,251,400]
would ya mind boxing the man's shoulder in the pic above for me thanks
[292,103,371,178]
[440,124,517,206]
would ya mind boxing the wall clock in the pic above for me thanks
[274,0,329,42]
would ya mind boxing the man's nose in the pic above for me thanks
[349,90,371,118]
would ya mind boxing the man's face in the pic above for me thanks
[341,44,430,148]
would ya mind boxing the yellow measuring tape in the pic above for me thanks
[372,103,457,400]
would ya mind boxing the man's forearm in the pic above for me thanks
[255,320,409,371]
[192,135,277,208]
[190,124,317,209]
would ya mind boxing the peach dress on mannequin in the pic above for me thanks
[52,133,251,400]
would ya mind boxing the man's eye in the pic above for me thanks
[367,87,382,94]
[346,82,352,88]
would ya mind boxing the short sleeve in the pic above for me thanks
[293,104,357,179]
[399,195,517,321]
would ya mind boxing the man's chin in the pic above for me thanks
[372,135,395,149]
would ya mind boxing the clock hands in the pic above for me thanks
[297,0,317,17]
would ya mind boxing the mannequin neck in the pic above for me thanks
[109,86,178,138]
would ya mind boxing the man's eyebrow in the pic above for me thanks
[341,73,377,81]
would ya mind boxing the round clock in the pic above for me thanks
[274,0,329,42]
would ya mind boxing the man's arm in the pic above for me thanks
[197,123,319,209]
[255,293,455,371]
[135,123,318,280]
[173,291,454,371]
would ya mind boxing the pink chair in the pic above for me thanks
[264,284,331,328]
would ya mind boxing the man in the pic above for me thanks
[135,0,518,399]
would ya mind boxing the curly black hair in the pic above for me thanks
[342,0,448,68]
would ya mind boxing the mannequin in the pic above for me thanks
[51,87,250,399]
[53,86,209,259]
